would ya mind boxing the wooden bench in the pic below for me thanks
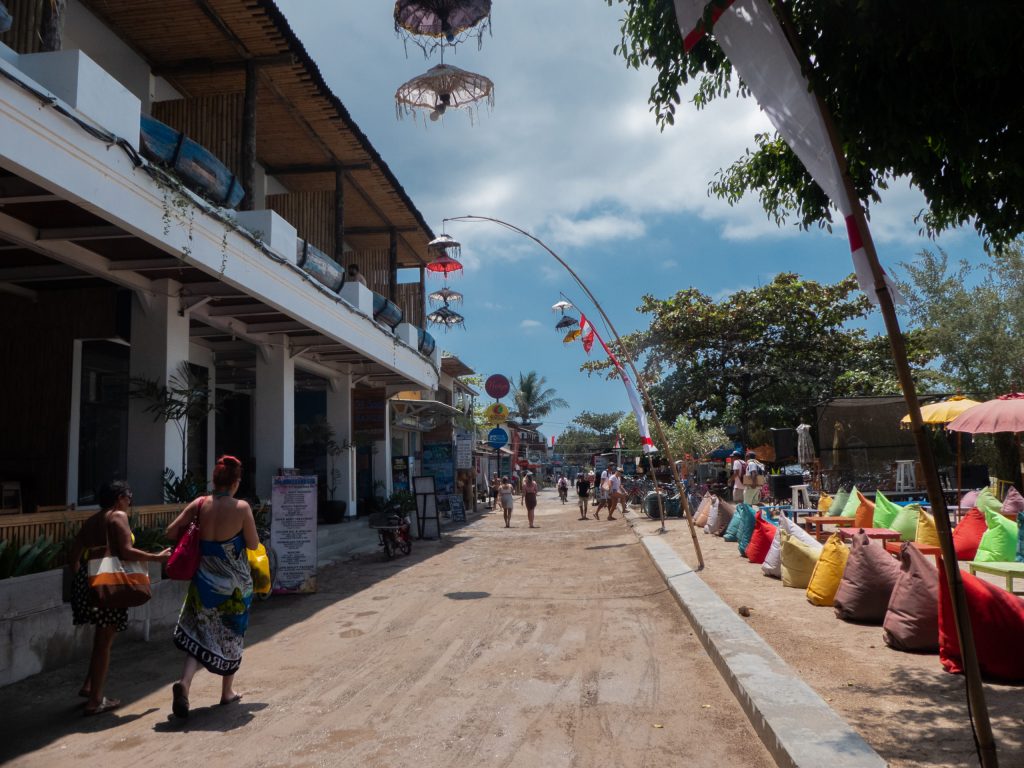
[967,561,1024,595]
[884,540,942,567]
[802,515,853,541]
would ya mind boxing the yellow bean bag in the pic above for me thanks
[781,530,823,589]
[806,533,850,606]
[916,508,940,546]
[817,493,833,513]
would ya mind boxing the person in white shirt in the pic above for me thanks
[607,469,624,520]
[742,451,765,504]
[730,451,746,503]
[595,464,615,520]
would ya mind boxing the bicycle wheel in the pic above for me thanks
[398,537,412,556]
[382,532,396,559]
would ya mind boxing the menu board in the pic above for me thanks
[270,475,318,594]
[421,442,455,494]
[455,430,473,470]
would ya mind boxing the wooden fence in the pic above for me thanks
[0,503,187,547]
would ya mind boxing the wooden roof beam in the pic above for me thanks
[153,53,295,77]
[265,162,370,175]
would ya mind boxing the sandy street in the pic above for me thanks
[0,490,772,768]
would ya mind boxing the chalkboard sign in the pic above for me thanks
[447,494,466,522]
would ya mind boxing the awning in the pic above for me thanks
[391,399,461,432]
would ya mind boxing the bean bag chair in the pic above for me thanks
[735,504,758,554]
[829,487,851,518]
[781,530,823,589]
[712,499,735,537]
[915,508,940,547]
[882,543,939,653]
[806,533,850,606]
[975,504,1019,562]
[834,531,901,623]
[953,508,986,561]
[693,494,714,529]
[1003,486,1024,517]
[762,514,817,579]
[745,511,776,565]
[723,503,745,542]
[938,566,1024,684]
[839,485,862,518]
[976,486,1003,518]
[817,493,833,513]
[1018,512,1024,563]
[853,490,875,530]
[890,503,923,542]
[872,491,901,528]
[703,496,721,534]
[958,489,979,511]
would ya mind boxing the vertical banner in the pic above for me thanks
[455,430,474,470]
[270,475,318,594]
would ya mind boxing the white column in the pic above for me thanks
[254,336,294,500]
[373,403,393,499]
[326,373,356,517]
[127,280,190,504]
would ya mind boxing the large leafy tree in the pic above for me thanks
[554,411,623,462]
[617,413,728,459]
[607,0,1024,249]
[510,371,569,426]
[586,273,935,442]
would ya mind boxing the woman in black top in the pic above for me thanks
[575,475,592,520]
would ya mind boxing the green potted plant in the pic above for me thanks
[323,435,351,524]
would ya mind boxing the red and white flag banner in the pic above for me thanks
[673,0,903,306]
[578,313,657,454]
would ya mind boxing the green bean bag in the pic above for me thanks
[890,503,923,542]
[872,491,901,528]
[839,485,862,518]
[975,504,1018,562]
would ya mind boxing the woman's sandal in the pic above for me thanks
[219,693,243,706]
[83,697,121,716]
[172,682,190,719]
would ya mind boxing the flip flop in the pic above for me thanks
[219,693,243,706]
[172,682,190,719]
[84,697,121,716]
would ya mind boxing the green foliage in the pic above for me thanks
[131,525,171,553]
[0,536,63,579]
[617,413,728,460]
[162,468,206,504]
[586,273,934,439]
[387,490,416,514]
[510,371,569,425]
[554,425,610,460]
[607,0,1024,249]
[573,410,625,436]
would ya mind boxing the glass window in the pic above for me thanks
[77,340,129,506]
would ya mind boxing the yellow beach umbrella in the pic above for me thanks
[900,395,981,426]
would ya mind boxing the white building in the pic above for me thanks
[0,0,441,514]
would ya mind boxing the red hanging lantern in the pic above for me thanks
[425,254,463,276]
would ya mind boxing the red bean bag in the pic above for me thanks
[744,512,775,564]
[938,567,1024,684]
[882,543,939,652]
[952,508,988,561]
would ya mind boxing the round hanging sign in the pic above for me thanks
[483,402,509,424]
[485,374,510,399]
[487,427,509,449]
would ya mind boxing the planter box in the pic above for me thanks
[230,209,297,263]
[394,322,418,348]
[17,49,141,150]
[339,280,372,316]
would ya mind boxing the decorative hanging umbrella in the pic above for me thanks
[551,300,573,313]
[427,304,465,330]
[396,63,494,124]
[562,329,582,343]
[425,253,463,276]
[428,234,461,259]
[428,286,463,305]
[555,315,579,331]
[394,0,492,52]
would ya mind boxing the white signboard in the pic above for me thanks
[270,475,318,594]
[455,431,473,470]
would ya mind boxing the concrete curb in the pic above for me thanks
[633,527,886,768]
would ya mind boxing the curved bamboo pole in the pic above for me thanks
[445,215,705,569]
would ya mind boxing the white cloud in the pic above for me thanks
[520,319,542,330]
[546,214,645,248]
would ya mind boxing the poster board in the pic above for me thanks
[270,475,318,594]
[422,442,455,494]
[455,431,473,470]
[447,494,466,523]
[413,475,440,540]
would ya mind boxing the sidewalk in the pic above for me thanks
[623,509,1024,768]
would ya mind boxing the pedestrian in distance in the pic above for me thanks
[595,464,615,520]
[556,473,569,504]
[347,263,368,286]
[498,476,515,527]
[617,469,629,516]
[489,473,499,510]
[69,481,171,715]
[742,450,765,505]
[606,469,623,520]
[522,472,539,528]
[166,456,259,719]
[729,451,746,504]
[576,472,592,520]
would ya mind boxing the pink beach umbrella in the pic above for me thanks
[946,393,1024,435]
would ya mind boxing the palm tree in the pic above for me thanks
[510,371,569,426]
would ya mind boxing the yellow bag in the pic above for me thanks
[248,543,272,596]
[806,533,850,606]
[781,531,822,589]
[915,509,940,546]
[817,493,833,513]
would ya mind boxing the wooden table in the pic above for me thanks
[837,527,902,543]
[884,540,942,567]
[967,561,1024,595]
[802,515,853,541]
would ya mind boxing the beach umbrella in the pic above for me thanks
[551,300,573,313]
[396,63,494,123]
[427,304,465,330]
[947,393,1024,500]
[555,315,578,331]
[562,329,582,343]
[901,395,982,426]
[428,286,463,305]
[425,254,463,276]
[394,0,491,50]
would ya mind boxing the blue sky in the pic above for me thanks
[278,1,985,439]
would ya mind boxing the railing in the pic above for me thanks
[0,503,187,546]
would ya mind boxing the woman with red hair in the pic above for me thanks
[165,455,259,718]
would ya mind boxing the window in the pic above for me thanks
[77,340,129,506]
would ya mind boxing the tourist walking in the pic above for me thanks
[498,476,515,527]
[69,481,170,715]
[729,451,746,503]
[489,473,499,510]
[166,456,259,718]
[742,451,765,505]
[575,472,591,519]
[607,469,623,520]
[595,464,615,520]
[522,472,539,528]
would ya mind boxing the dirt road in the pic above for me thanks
[1,490,773,767]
